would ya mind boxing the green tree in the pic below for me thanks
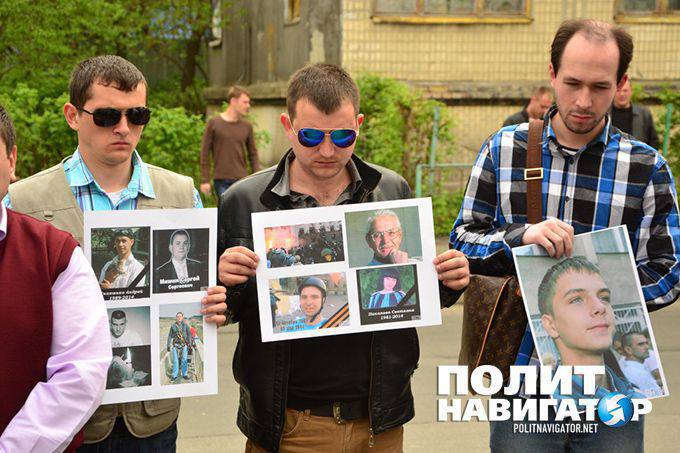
[355,74,453,189]
[0,0,225,113]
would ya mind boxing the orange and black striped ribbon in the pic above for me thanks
[320,303,350,328]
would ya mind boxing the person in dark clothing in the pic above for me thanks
[217,63,470,452]
[610,79,660,149]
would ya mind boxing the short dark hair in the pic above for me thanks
[533,86,553,98]
[551,19,633,84]
[0,105,16,156]
[69,55,147,109]
[111,310,126,321]
[537,256,603,316]
[621,330,645,349]
[113,228,135,241]
[378,267,402,291]
[286,63,360,121]
[227,85,249,102]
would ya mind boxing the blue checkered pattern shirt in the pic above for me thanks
[450,107,680,369]
[4,149,202,210]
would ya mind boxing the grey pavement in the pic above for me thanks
[178,242,680,452]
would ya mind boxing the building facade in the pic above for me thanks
[206,0,680,165]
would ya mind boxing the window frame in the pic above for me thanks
[371,0,533,24]
[285,0,301,25]
[614,0,680,24]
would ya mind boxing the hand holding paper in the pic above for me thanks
[433,249,470,291]
[218,246,260,286]
[522,218,574,259]
[201,286,228,325]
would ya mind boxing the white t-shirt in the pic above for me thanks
[111,328,143,347]
[620,359,663,397]
[644,350,660,374]
[99,253,146,288]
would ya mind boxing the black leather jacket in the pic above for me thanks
[218,151,461,451]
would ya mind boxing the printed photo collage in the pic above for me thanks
[84,209,218,404]
[252,198,442,342]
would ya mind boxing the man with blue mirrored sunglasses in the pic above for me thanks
[217,63,470,452]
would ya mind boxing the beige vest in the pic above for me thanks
[8,160,196,442]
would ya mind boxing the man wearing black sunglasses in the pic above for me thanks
[217,63,470,452]
[5,55,227,452]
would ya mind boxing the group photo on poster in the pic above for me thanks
[264,220,344,267]
[513,226,669,399]
[153,228,210,293]
[90,227,151,300]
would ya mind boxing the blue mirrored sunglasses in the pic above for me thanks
[295,128,357,148]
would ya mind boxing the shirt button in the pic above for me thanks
[568,157,574,164]
[565,196,570,203]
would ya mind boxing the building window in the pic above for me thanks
[285,0,301,24]
[372,0,531,24]
[615,0,680,23]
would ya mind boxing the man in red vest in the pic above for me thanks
[0,105,112,451]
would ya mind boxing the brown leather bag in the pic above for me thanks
[458,119,544,384]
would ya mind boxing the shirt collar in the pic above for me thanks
[271,152,363,198]
[64,149,156,199]
[0,203,7,242]
[545,106,611,155]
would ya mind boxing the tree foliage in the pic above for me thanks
[354,74,453,189]
[655,88,680,193]
[0,0,223,113]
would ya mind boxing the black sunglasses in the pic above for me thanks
[78,107,151,127]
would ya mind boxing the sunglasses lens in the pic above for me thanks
[127,107,151,126]
[330,129,357,148]
[298,128,325,147]
[92,109,122,127]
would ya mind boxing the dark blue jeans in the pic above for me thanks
[214,178,237,198]
[490,399,644,453]
[77,417,177,453]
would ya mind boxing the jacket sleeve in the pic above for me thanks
[449,139,527,273]
[634,158,680,311]
[218,187,255,323]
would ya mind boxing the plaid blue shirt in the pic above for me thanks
[4,149,202,210]
[450,107,680,369]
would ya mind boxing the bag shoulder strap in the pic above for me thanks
[525,119,544,224]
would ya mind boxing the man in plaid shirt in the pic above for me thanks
[451,19,680,451]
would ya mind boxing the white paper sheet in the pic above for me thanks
[252,198,442,342]
[84,208,218,404]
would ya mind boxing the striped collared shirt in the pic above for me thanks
[450,107,680,369]
[4,149,202,210]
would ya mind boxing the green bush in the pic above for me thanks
[655,89,680,193]
[355,74,453,189]
[432,188,465,238]
[0,85,76,178]
[137,106,205,188]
